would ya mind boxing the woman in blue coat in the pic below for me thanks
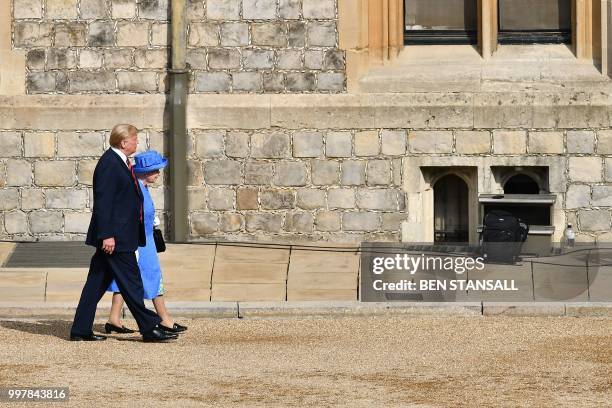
[105,150,186,334]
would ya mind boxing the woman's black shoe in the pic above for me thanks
[173,323,187,332]
[104,322,136,334]
[159,323,187,333]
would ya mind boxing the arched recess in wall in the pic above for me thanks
[485,172,553,228]
[503,174,541,194]
[433,174,470,243]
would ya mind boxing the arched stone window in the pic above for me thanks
[483,171,555,229]
[503,174,541,194]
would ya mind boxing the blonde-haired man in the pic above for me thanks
[71,124,177,343]
[109,123,138,147]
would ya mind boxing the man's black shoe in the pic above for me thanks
[142,327,178,343]
[70,333,107,341]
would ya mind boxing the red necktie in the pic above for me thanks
[127,159,143,223]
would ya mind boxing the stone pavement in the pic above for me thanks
[0,241,361,303]
[0,241,611,318]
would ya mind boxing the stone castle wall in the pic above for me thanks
[2,3,611,244]
[13,0,345,94]
[183,126,612,243]
[185,127,406,242]
[0,126,166,240]
[1,93,611,244]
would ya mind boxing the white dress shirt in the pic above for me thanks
[111,146,129,167]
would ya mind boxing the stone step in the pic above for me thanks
[0,270,46,301]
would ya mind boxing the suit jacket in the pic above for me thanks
[86,149,146,252]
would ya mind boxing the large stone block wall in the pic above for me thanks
[1,126,611,242]
[0,128,167,240]
[184,128,406,242]
[183,128,612,243]
[12,0,345,94]
[1,91,611,243]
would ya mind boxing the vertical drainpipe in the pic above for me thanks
[169,0,189,242]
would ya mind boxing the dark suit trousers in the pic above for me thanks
[71,250,161,336]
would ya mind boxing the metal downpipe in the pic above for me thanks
[169,0,189,242]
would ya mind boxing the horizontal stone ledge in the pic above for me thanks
[188,94,272,129]
[0,92,611,130]
[129,301,239,319]
[237,301,483,317]
[482,302,566,316]
[565,302,612,317]
[474,92,612,129]
[0,301,239,319]
[0,95,167,130]
[0,301,609,319]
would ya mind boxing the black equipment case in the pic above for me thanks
[481,210,529,263]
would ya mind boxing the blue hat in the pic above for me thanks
[133,150,168,173]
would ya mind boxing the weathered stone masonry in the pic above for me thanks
[1,1,611,244]
[185,127,406,242]
[0,127,166,240]
[13,0,345,94]
[183,126,612,243]
[2,99,610,244]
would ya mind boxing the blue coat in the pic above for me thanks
[85,149,145,252]
[108,180,163,300]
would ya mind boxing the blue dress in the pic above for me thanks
[108,180,164,300]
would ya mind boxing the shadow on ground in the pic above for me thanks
[0,320,108,340]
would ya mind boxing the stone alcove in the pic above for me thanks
[402,156,567,244]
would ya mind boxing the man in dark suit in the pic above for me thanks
[70,124,177,342]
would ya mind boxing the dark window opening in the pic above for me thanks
[434,174,469,243]
[498,0,571,44]
[504,174,541,194]
[404,0,478,45]
[483,203,550,226]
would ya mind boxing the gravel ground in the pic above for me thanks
[0,316,610,407]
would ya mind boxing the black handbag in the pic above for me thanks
[153,228,166,253]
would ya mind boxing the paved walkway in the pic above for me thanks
[1,241,610,318]
[0,242,360,303]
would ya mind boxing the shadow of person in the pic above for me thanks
[0,320,73,340]
[113,336,144,342]
[0,320,108,341]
